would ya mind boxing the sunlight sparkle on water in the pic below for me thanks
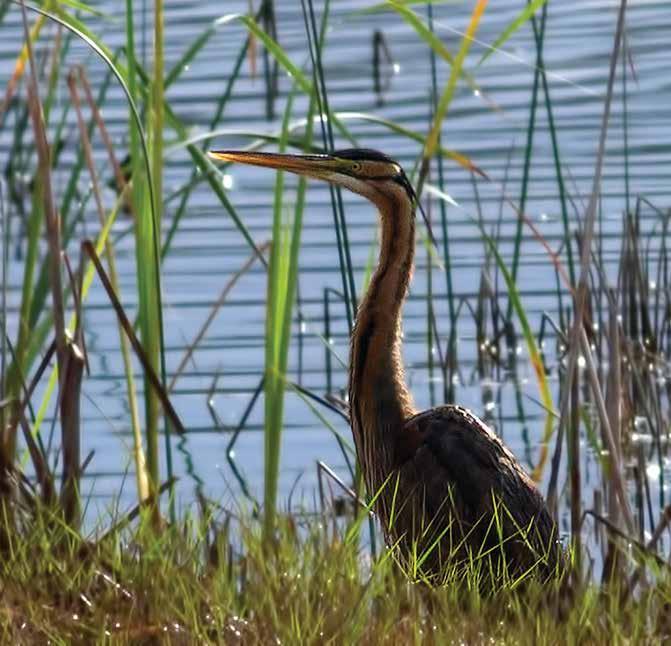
[647,463,661,480]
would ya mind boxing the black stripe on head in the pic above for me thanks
[333,148,396,163]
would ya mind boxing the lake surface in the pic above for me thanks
[1,1,670,539]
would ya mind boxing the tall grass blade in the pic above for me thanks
[20,1,76,521]
[422,0,488,163]
[508,4,545,316]
[32,188,125,437]
[474,223,555,481]
[427,2,456,402]
[67,69,149,503]
[529,6,576,287]
[82,241,186,438]
[478,0,548,65]
[239,14,355,147]
[388,1,485,98]
[262,88,308,538]
[302,0,358,331]
[0,7,47,119]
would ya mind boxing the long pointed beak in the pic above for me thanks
[208,150,341,180]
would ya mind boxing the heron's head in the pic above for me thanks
[208,148,416,212]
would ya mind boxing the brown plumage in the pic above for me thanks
[210,147,563,584]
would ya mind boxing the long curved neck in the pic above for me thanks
[348,190,416,476]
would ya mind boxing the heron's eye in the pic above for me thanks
[351,162,363,173]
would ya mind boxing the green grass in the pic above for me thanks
[0,505,666,644]
[262,90,307,538]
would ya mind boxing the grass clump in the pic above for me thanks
[0,506,667,644]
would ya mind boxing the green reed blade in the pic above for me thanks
[388,1,485,97]
[57,0,105,16]
[263,91,302,539]
[507,4,545,320]
[163,33,250,259]
[240,14,356,147]
[422,0,487,165]
[427,2,456,402]
[475,222,555,481]
[478,0,548,65]
[164,14,240,90]
[528,7,575,290]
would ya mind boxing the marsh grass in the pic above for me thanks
[0,503,667,644]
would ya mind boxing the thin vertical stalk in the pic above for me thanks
[0,182,7,450]
[27,49,111,336]
[621,34,630,215]
[530,4,576,288]
[261,0,278,120]
[507,0,545,319]
[151,0,174,518]
[263,91,303,539]
[2,13,68,441]
[19,13,65,377]
[569,372,581,571]
[302,0,357,331]
[21,1,80,523]
[152,0,164,231]
[427,2,456,403]
[67,70,149,503]
[126,0,161,513]
[426,201,436,407]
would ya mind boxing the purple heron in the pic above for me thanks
[210,148,562,583]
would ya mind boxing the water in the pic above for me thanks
[1,1,670,534]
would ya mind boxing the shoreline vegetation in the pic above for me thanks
[2,0,671,641]
[0,506,667,644]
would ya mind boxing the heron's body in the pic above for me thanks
[211,147,562,583]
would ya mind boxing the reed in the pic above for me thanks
[123,0,163,515]
[262,92,303,537]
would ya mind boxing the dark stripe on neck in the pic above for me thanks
[395,227,415,304]
[353,318,375,390]
[350,317,375,453]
